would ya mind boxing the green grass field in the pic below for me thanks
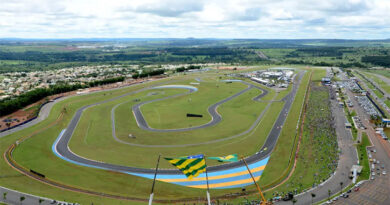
[385,100,390,108]
[362,71,390,95]
[141,79,247,129]
[367,69,390,79]
[8,76,231,203]
[220,68,315,203]
[0,66,325,204]
[68,76,279,168]
[274,83,338,193]
[356,133,371,180]
[258,69,311,187]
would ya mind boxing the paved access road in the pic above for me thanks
[0,98,64,138]
[55,71,305,175]
[0,186,72,205]
[333,72,390,205]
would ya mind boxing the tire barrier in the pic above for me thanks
[186,113,203,117]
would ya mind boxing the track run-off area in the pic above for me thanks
[1,68,312,203]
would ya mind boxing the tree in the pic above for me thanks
[62,107,67,114]
[311,193,316,204]
[3,192,7,199]
[39,199,44,204]
[328,189,332,201]
[340,182,344,194]
[20,196,25,204]
[292,198,297,205]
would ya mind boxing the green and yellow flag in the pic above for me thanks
[208,154,238,162]
[165,154,206,179]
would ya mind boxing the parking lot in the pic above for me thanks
[352,116,365,130]
[331,146,389,205]
[328,71,390,205]
[334,174,389,205]
[355,96,381,118]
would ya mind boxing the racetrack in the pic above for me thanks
[132,81,268,132]
[55,71,304,177]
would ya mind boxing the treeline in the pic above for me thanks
[0,47,263,73]
[0,76,125,117]
[88,76,125,87]
[131,69,165,79]
[283,59,365,68]
[0,51,158,63]
[176,65,201,72]
[166,47,234,56]
[361,56,390,67]
[287,47,346,57]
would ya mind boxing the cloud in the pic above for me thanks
[0,0,389,39]
[323,0,371,13]
[121,0,204,17]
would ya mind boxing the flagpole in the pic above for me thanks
[149,154,161,205]
[204,155,211,205]
[241,156,267,204]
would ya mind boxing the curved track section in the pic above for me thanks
[112,82,271,147]
[55,71,304,178]
[132,81,267,132]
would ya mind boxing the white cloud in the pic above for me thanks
[0,0,389,39]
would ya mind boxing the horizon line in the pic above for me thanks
[0,37,389,41]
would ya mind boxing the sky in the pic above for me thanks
[0,0,389,39]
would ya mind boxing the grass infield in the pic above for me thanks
[0,67,317,204]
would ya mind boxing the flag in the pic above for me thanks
[208,154,238,162]
[165,154,206,179]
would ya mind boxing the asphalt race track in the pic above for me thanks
[132,81,268,132]
[111,81,271,147]
[54,71,304,176]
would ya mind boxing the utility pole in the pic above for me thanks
[241,157,267,204]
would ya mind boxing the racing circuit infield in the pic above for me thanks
[52,71,305,189]
[0,69,310,203]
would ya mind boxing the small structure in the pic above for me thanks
[376,129,388,140]
[350,165,363,174]
[350,165,363,184]
[251,77,269,85]
[322,77,331,85]
[382,118,390,128]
